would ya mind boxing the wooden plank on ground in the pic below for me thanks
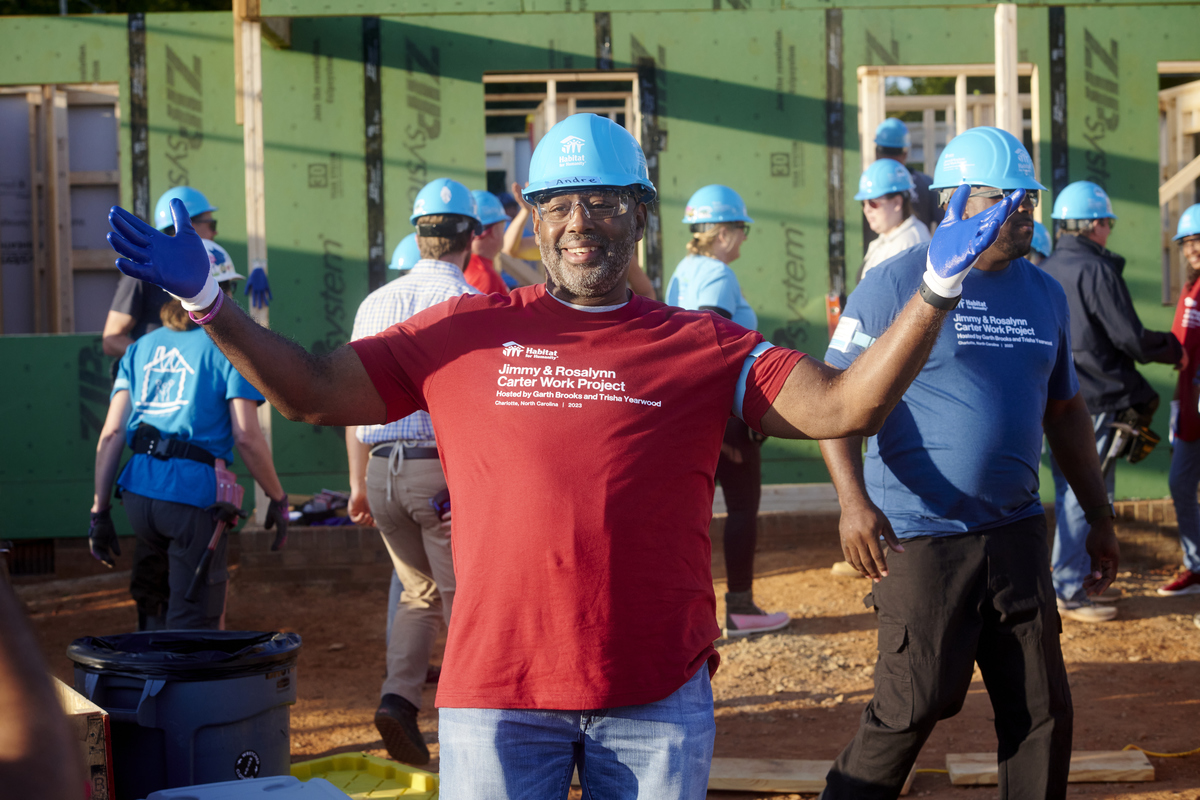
[706,758,831,792]
[946,751,1154,785]
[572,759,832,792]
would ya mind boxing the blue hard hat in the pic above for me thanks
[390,233,421,271]
[154,186,217,231]
[410,178,480,226]
[875,118,911,150]
[1051,180,1116,221]
[854,159,915,201]
[931,126,1046,191]
[1176,204,1200,241]
[472,190,510,227]
[1031,221,1053,258]
[681,185,754,225]
[523,113,656,204]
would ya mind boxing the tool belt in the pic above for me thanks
[370,443,439,460]
[131,423,216,467]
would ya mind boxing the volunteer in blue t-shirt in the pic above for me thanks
[666,185,788,639]
[816,128,1118,799]
[87,254,288,631]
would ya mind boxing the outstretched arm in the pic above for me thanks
[760,294,945,438]
[759,185,1026,440]
[107,201,386,427]
[205,303,385,426]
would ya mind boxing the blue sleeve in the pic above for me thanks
[112,348,134,396]
[824,267,900,369]
[225,364,265,403]
[1047,289,1080,401]
[693,263,742,316]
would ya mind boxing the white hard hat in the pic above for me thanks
[204,240,245,283]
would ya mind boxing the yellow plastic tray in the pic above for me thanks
[292,752,439,799]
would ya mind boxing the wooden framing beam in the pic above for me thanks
[884,93,1031,112]
[27,92,45,333]
[859,63,1034,79]
[71,250,118,272]
[241,15,272,523]
[69,170,120,185]
[483,71,639,84]
[1160,153,1200,207]
[859,70,885,170]
[486,91,633,102]
[994,4,1021,139]
[45,85,74,333]
[1159,60,1200,75]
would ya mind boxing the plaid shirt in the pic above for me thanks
[351,259,479,445]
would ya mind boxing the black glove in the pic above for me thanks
[266,494,289,551]
[88,508,120,568]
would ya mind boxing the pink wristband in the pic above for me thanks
[187,289,224,325]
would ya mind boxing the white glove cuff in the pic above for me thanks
[177,275,220,312]
[922,257,969,300]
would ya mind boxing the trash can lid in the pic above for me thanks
[68,631,302,680]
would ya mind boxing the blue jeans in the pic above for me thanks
[1169,437,1200,572]
[438,668,715,800]
[1049,411,1116,602]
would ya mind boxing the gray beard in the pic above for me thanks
[540,232,637,299]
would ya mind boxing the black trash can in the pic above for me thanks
[68,630,302,800]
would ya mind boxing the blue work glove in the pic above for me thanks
[107,199,220,311]
[244,266,273,309]
[88,508,121,568]
[924,184,1027,299]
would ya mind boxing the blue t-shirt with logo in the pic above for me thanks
[824,244,1078,538]
[666,254,758,330]
[112,326,264,509]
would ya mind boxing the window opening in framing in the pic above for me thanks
[0,83,121,335]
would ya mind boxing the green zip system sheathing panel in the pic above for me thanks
[2,5,1198,538]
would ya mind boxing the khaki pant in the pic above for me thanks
[366,454,455,707]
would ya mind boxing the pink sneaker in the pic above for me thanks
[724,591,791,638]
[1157,569,1200,596]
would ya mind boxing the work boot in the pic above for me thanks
[374,694,430,765]
[1056,594,1117,623]
[725,590,790,638]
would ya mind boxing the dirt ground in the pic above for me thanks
[18,539,1200,799]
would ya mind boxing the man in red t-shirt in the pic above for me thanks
[462,190,510,296]
[106,112,1025,799]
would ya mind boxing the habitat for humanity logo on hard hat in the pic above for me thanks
[560,135,586,166]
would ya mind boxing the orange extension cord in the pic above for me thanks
[1123,743,1200,758]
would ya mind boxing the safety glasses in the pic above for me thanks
[969,187,1039,208]
[194,217,218,234]
[535,192,634,224]
[863,195,901,210]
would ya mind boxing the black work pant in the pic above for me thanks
[714,417,762,594]
[821,515,1073,800]
[125,492,228,631]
